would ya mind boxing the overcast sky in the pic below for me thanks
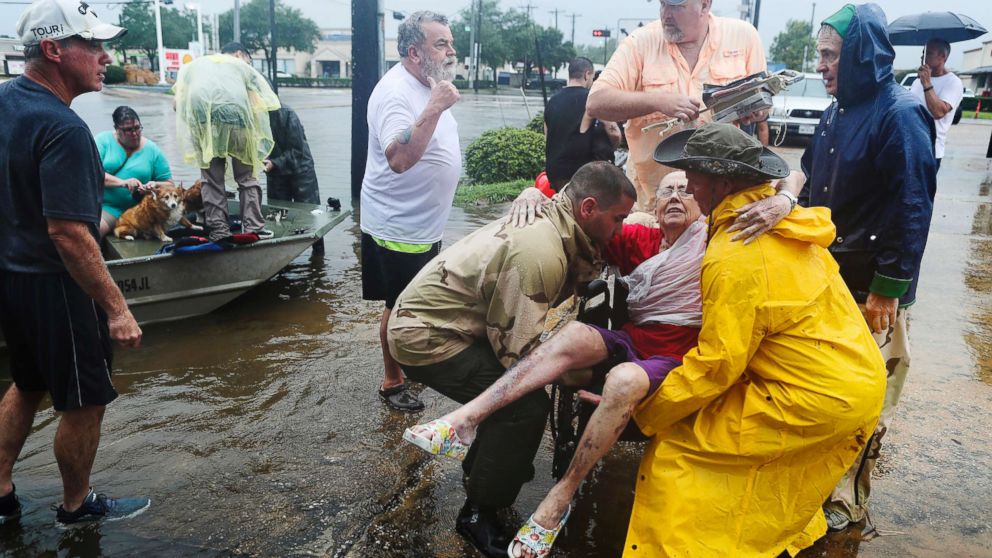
[3,0,990,70]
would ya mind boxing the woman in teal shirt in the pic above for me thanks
[97,106,173,236]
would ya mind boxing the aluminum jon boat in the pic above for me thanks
[1,200,348,348]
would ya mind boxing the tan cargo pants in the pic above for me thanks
[824,307,910,523]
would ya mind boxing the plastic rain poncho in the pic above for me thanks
[173,54,280,171]
[625,184,886,557]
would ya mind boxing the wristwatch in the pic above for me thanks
[923,85,934,92]
[777,189,798,211]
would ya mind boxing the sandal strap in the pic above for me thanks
[511,506,571,556]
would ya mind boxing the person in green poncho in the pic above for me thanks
[172,42,281,242]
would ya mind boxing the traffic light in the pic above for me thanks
[592,29,611,38]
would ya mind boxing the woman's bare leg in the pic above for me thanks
[436,321,608,444]
[510,362,650,558]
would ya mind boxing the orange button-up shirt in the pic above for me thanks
[592,15,766,210]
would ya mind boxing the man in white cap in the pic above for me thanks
[0,0,150,526]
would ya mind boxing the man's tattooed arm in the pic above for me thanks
[396,127,414,145]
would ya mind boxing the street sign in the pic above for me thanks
[592,29,611,38]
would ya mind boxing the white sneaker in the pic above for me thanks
[823,507,852,532]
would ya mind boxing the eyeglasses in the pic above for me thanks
[117,125,142,134]
[658,185,693,199]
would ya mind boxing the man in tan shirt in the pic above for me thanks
[589,0,767,211]
[389,162,635,557]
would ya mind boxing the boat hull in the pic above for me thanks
[1,204,349,347]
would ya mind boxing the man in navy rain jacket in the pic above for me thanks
[725,3,937,531]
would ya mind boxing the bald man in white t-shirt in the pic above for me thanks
[910,38,964,171]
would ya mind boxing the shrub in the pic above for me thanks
[465,127,545,184]
[276,76,352,88]
[960,96,992,113]
[104,65,126,84]
[524,111,544,133]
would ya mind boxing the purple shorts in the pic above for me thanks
[588,324,681,397]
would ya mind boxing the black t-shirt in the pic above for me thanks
[544,86,612,182]
[0,77,103,273]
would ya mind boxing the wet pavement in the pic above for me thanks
[1,86,991,557]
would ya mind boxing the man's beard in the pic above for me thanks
[422,55,457,82]
[663,24,684,43]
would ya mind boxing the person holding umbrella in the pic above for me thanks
[888,12,987,169]
[909,39,962,171]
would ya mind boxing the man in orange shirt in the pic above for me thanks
[589,0,767,211]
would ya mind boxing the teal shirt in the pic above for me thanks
[96,131,172,218]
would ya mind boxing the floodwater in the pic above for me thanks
[1,86,991,557]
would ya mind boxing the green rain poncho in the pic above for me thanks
[173,54,281,171]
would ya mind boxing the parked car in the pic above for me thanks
[902,72,972,125]
[900,72,918,89]
[767,73,832,145]
[524,74,566,91]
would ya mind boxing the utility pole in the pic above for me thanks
[567,13,580,46]
[549,8,559,30]
[351,0,381,199]
[233,0,241,43]
[268,0,277,93]
[212,12,220,52]
[801,2,816,72]
[187,3,204,55]
[468,0,477,90]
[154,0,167,84]
[752,0,762,30]
[474,0,483,92]
[522,3,536,83]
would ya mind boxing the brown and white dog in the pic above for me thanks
[183,179,205,223]
[114,183,201,242]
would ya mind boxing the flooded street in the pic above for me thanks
[1,87,991,557]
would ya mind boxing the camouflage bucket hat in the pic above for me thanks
[653,123,790,181]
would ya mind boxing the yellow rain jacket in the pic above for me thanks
[173,54,280,171]
[627,184,886,557]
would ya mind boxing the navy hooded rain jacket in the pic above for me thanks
[800,3,937,307]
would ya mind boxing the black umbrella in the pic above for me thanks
[888,12,987,46]
[888,12,987,65]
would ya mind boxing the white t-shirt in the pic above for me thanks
[360,63,461,244]
[910,71,964,159]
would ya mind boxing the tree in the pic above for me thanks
[116,2,200,69]
[529,24,575,76]
[451,2,574,79]
[769,20,817,72]
[452,0,510,74]
[575,38,618,67]
[218,0,320,64]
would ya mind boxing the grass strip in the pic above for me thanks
[454,179,532,206]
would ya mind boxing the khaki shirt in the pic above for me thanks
[592,15,766,210]
[388,196,602,369]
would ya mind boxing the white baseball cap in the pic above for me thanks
[16,0,127,46]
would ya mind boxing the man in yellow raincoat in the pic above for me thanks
[173,42,280,242]
[626,123,886,557]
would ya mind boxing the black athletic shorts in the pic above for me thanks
[360,232,441,309]
[0,270,117,411]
